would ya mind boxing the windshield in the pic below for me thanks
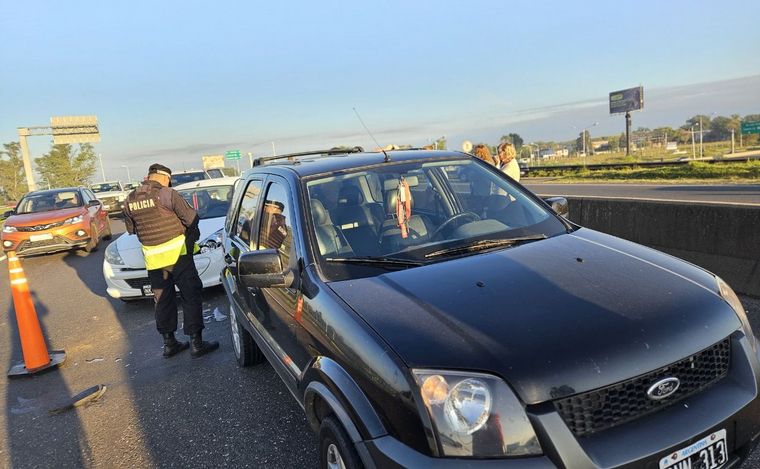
[180,185,233,220]
[171,172,208,186]
[91,182,122,193]
[306,158,566,268]
[17,190,83,214]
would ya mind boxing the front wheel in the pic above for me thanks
[319,416,363,469]
[84,224,99,252]
[230,304,264,367]
[102,219,113,240]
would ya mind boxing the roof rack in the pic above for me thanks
[252,146,365,167]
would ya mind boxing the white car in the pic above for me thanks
[103,177,238,301]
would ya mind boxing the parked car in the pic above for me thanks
[91,180,129,215]
[221,149,760,468]
[170,169,210,187]
[103,177,238,301]
[1,187,111,256]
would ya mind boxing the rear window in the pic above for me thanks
[171,172,208,186]
[180,185,234,220]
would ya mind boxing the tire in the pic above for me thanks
[230,303,264,367]
[319,415,363,469]
[84,224,99,253]
[102,219,113,240]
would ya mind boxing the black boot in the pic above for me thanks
[163,332,189,358]
[190,332,219,358]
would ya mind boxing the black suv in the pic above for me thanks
[221,149,760,468]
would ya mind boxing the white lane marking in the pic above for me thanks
[0,255,6,262]
[11,278,27,285]
[534,193,760,207]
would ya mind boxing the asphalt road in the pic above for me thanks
[0,218,318,468]
[523,182,760,205]
[1,219,759,468]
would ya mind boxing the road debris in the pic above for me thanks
[48,384,107,415]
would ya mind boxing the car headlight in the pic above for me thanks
[63,215,84,224]
[412,370,542,458]
[717,276,755,350]
[2,225,17,233]
[199,228,223,253]
[105,241,125,265]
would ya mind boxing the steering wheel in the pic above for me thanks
[430,211,481,240]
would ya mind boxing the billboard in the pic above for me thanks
[202,155,226,169]
[609,86,644,114]
[50,115,100,144]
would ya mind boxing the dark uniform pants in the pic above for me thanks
[148,254,204,335]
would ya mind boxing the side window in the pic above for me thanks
[81,190,91,204]
[234,180,263,248]
[258,182,292,267]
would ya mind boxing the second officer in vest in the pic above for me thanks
[123,163,219,358]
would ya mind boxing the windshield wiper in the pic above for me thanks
[324,256,423,268]
[424,234,547,259]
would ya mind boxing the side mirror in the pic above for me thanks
[88,199,101,207]
[544,196,569,218]
[2,209,14,218]
[239,249,294,289]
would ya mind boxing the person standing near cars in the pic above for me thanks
[473,144,498,166]
[497,142,521,181]
[123,163,219,359]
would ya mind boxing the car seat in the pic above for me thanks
[333,185,381,256]
[379,178,430,253]
[311,199,351,257]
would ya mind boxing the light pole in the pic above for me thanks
[98,153,106,182]
[121,165,131,183]
[690,125,696,160]
[573,122,598,164]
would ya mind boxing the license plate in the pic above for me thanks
[103,204,111,210]
[142,285,153,296]
[660,429,728,469]
[29,233,53,242]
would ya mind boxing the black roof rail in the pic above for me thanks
[252,146,364,167]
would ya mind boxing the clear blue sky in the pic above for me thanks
[1,0,759,178]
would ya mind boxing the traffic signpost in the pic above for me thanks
[741,121,760,135]
[225,150,242,172]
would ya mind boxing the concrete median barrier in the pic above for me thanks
[565,197,760,297]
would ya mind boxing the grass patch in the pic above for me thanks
[529,161,760,181]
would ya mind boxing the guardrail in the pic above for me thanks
[564,197,760,297]
[526,152,760,173]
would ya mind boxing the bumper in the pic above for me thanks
[2,223,91,256]
[103,248,224,299]
[101,200,125,214]
[361,333,760,468]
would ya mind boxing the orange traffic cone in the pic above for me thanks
[7,251,65,377]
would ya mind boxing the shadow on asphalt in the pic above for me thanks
[61,243,111,300]
[5,293,93,466]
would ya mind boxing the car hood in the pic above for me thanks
[328,228,740,405]
[114,217,223,268]
[7,207,85,227]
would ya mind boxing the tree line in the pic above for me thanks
[0,143,98,202]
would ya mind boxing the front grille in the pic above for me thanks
[555,338,731,437]
[17,220,64,232]
[125,277,151,289]
[17,235,74,252]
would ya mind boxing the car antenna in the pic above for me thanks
[353,107,390,162]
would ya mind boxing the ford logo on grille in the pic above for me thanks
[647,377,680,400]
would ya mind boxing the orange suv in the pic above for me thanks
[1,187,112,256]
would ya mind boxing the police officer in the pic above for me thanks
[123,163,219,358]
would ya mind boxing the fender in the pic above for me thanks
[302,356,386,443]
